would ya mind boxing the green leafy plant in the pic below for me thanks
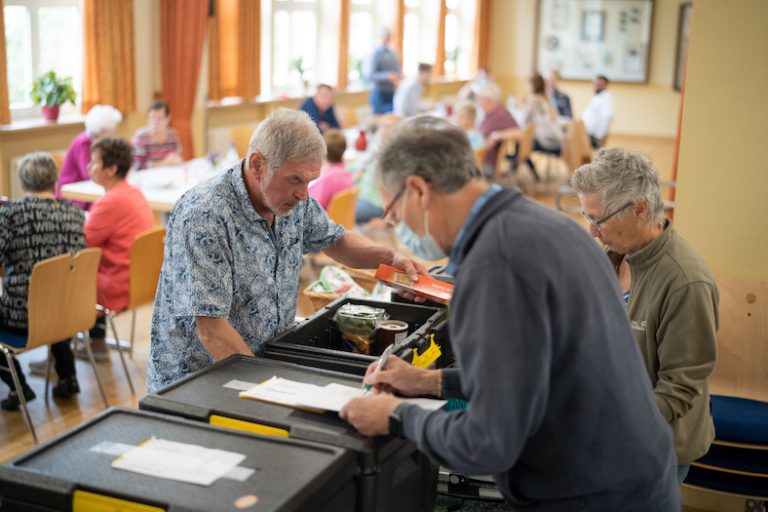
[289,57,306,79]
[30,71,76,106]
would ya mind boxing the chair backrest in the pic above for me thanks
[228,124,255,159]
[26,248,102,348]
[326,187,359,230]
[709,277,768,403]
[128,226,166,310]
[51,152,66,174]
[517,123,536,163]
[474,147,486,169]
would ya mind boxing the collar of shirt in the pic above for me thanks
[445,183,503,276]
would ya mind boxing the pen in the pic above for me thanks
[363,343,396,395]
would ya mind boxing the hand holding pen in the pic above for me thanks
[363,343,396,396]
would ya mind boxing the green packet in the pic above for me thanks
[333,304,389,336]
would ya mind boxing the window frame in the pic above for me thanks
[4,0,83,121]
[268,0,323,96]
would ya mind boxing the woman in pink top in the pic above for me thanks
[83,137,155,359]
[309,130,355,209]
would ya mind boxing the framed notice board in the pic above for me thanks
[535,0,654,83]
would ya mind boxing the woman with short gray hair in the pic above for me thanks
[56,104,123,210]
[0,152,86,410]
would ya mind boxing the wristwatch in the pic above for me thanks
[389,406,404,438]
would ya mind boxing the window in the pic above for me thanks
[4,0,82,118]
[268,0,321,96]
[402,0,440,77]
[444,0,475,78]
[347,0,394,88]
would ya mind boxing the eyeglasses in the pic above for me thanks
[581,202,633,229]
[380,188,405,227]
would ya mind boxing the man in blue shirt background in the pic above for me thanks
[364,28,402,115]
[299,84,340,133]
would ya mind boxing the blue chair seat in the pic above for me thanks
[0,327,29,349]
[686,464,768,499]
[711,395,768,446]
[697,443,768,476]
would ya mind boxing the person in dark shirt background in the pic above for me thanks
[299,84,340,133]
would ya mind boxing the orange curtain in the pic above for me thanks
[160,0,208,160]
[337,0,350,89]
[434,0,447,76]
[208,0,260,100]
[82,0,136,114]
[471,0,491,73]
[0,0,12,124]
[393,0,405,61]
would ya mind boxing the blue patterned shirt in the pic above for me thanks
[146,161,344,392]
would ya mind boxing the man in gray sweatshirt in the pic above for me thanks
[341,116,679,511]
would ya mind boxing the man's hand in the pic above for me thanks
[340,394,402,436]
[390,251,430,302]
[363,356,440,397]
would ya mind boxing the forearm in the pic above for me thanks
[195,317,254,361]
[323,231,395,269]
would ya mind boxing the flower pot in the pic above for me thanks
[41,105,60,122]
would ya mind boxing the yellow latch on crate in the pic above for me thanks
[410,334,441,369]
[210,414,289,438]
[73,490,164,512]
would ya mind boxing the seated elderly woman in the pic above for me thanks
[56,104,123,210]
[80,137,155,360]
[0,152,86,411]
[131,100,183,170]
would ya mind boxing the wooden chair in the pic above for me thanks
[326,187,359,230]
[51,152,66,174]
[683,278,768,506]
[228,124,255,159]
[103,227,166,371]
[0,248,108,444]
[495,124,536,183]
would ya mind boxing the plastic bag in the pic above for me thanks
[333,303,389,337]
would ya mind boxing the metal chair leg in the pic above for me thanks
[83,335,109,408]
[1,346,38,444]
[107,314,135,395]
[129,309,137,359]
[44,345,52,404]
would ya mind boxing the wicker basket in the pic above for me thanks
[302,267,378,313]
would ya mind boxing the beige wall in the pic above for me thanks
[489,0,687,137]
[674,0,768,281]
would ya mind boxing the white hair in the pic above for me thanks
[247,108,326,176]
[85,105,123,137]
[476,83,502,104]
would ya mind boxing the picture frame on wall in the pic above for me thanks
[674,3,693,91]
[535,0,654,83]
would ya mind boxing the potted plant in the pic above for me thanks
[30,71,76,122]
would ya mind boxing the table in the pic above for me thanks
[61,159,219,213]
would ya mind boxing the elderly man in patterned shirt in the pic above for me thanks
[146,109,426,392]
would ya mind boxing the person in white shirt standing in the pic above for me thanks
[393,63,433,118]
[581,75,614,148]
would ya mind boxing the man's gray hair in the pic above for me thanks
[377,115,478,194]
[570,147,665,226]
[18,152,59,193]
[476,83,502,104]
[247,108,326,175]
[84,105,123,137]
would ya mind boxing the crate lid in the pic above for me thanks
[0,407,355,512]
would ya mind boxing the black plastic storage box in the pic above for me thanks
[0,407,356,512]
[139,356,438,512]
[263,297,451,376]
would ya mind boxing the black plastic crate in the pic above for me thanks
[0,407,356,512]
[139,356,438,512]
[263,297,451,376]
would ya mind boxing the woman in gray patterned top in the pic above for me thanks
[0,152,85,411]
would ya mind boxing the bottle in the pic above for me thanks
[354,130,368,151]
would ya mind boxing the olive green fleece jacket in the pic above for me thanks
[608,222,719,464]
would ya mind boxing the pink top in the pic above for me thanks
[85,180,155,311]
[308,163,355,210]
[56,131,93,210]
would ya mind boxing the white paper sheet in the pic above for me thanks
[239,376,446,412]
[111,438,245,486]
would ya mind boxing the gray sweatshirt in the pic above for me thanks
[396,188,679,511]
